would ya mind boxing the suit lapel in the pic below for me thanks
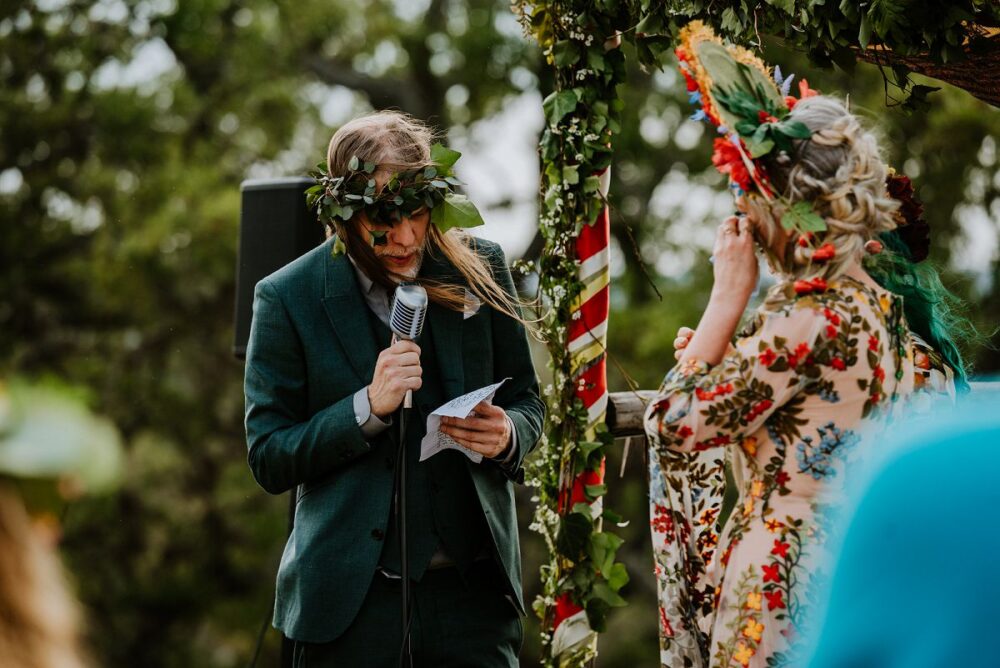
[321,243,379,384]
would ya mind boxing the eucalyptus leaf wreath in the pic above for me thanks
[305,142,485,251]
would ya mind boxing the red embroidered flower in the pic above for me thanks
[775,470,791,487]
[793,277,828,295]
[874,365,886,382]
[823,308,841,325]
[659,607,675,638]
[676,425,694,439]
[711,137,752,193]
[871,391,882,403]
[765,589,787,610]
[812,243,836,262]
[825,324,838,339]
[759,348,777,367]
[831,357,847,371]
[651,505,675,536]
[868,335,880,352]
[794,342,811,358]
[695,387,713,401]
[771,539,790,558]
[762,563,781,583]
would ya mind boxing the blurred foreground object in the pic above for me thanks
[0,380,123,668]
[805,389,1000,667]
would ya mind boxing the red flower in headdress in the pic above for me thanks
[886,173,930,262]
[712,138,752,193]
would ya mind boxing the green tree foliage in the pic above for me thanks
[1,1,997,666]
[648,0,1000,108]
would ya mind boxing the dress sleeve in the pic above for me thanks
[644,300,834,455]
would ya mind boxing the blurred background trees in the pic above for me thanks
[1,1,997,666]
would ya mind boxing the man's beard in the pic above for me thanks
[376,245,424,279]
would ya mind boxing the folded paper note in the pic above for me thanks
[419,378,509,463]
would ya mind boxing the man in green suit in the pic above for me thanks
[244,111,544,667]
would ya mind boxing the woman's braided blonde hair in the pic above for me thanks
[745,96,899,305]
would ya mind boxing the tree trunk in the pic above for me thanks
[857,32,1000,108]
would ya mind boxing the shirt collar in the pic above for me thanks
[346,253,379,295]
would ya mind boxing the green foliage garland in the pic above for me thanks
[512,2,672,664]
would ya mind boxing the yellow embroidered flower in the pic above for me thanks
[751,479,765,498]
[743,619,764,642]
[733,642,755,666]
[741,436,758,457]
[879,294,892,314]
[765,518,785,533]
[742,496,754,518]
[745,591,762,611]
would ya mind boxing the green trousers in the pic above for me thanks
[292,559,522,667]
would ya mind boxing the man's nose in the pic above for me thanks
[389,218,417,248]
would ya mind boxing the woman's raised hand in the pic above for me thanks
[673,327,695,360]
[711,216,758,309]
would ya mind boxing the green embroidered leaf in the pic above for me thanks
[430,193,485,233]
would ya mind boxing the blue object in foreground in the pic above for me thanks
[805,392,1000,667]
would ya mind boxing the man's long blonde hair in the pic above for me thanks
[324,111,526,324]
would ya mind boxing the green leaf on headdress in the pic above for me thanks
[776,120,812,140]
[782,201,828,233]
[348,155,360,171]
[431,193,485,233]
[430,143,461,171]
[697,40,783,129]
[369,229,388,246]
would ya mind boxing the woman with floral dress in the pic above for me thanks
[644,93,916,668]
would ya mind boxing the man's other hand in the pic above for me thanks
[439,401,512,459]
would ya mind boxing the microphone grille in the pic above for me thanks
[389,283,428,340]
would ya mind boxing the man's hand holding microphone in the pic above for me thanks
[368,340,423,419]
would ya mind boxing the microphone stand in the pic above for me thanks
[393,339,414,667]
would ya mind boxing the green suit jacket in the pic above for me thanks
[244,236,544,643]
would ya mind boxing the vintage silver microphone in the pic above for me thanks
[389,282,427,409]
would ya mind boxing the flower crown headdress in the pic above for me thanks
[677,21,826,237]
[305,143,485,250]
[678,21,930,265]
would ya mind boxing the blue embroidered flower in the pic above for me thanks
[796,422,860,480]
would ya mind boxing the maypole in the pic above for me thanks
[512,3,673,665]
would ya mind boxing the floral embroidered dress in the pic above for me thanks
[644,276,914,668]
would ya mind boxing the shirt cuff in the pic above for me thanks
[353,386,392,439]
[491,414,518,468]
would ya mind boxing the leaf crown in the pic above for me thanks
[305,142,485,247]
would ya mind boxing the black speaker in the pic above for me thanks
[233,177,325,359]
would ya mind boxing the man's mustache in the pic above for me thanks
[376,247,422,258]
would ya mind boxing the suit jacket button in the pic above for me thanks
[371,529,384,541]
